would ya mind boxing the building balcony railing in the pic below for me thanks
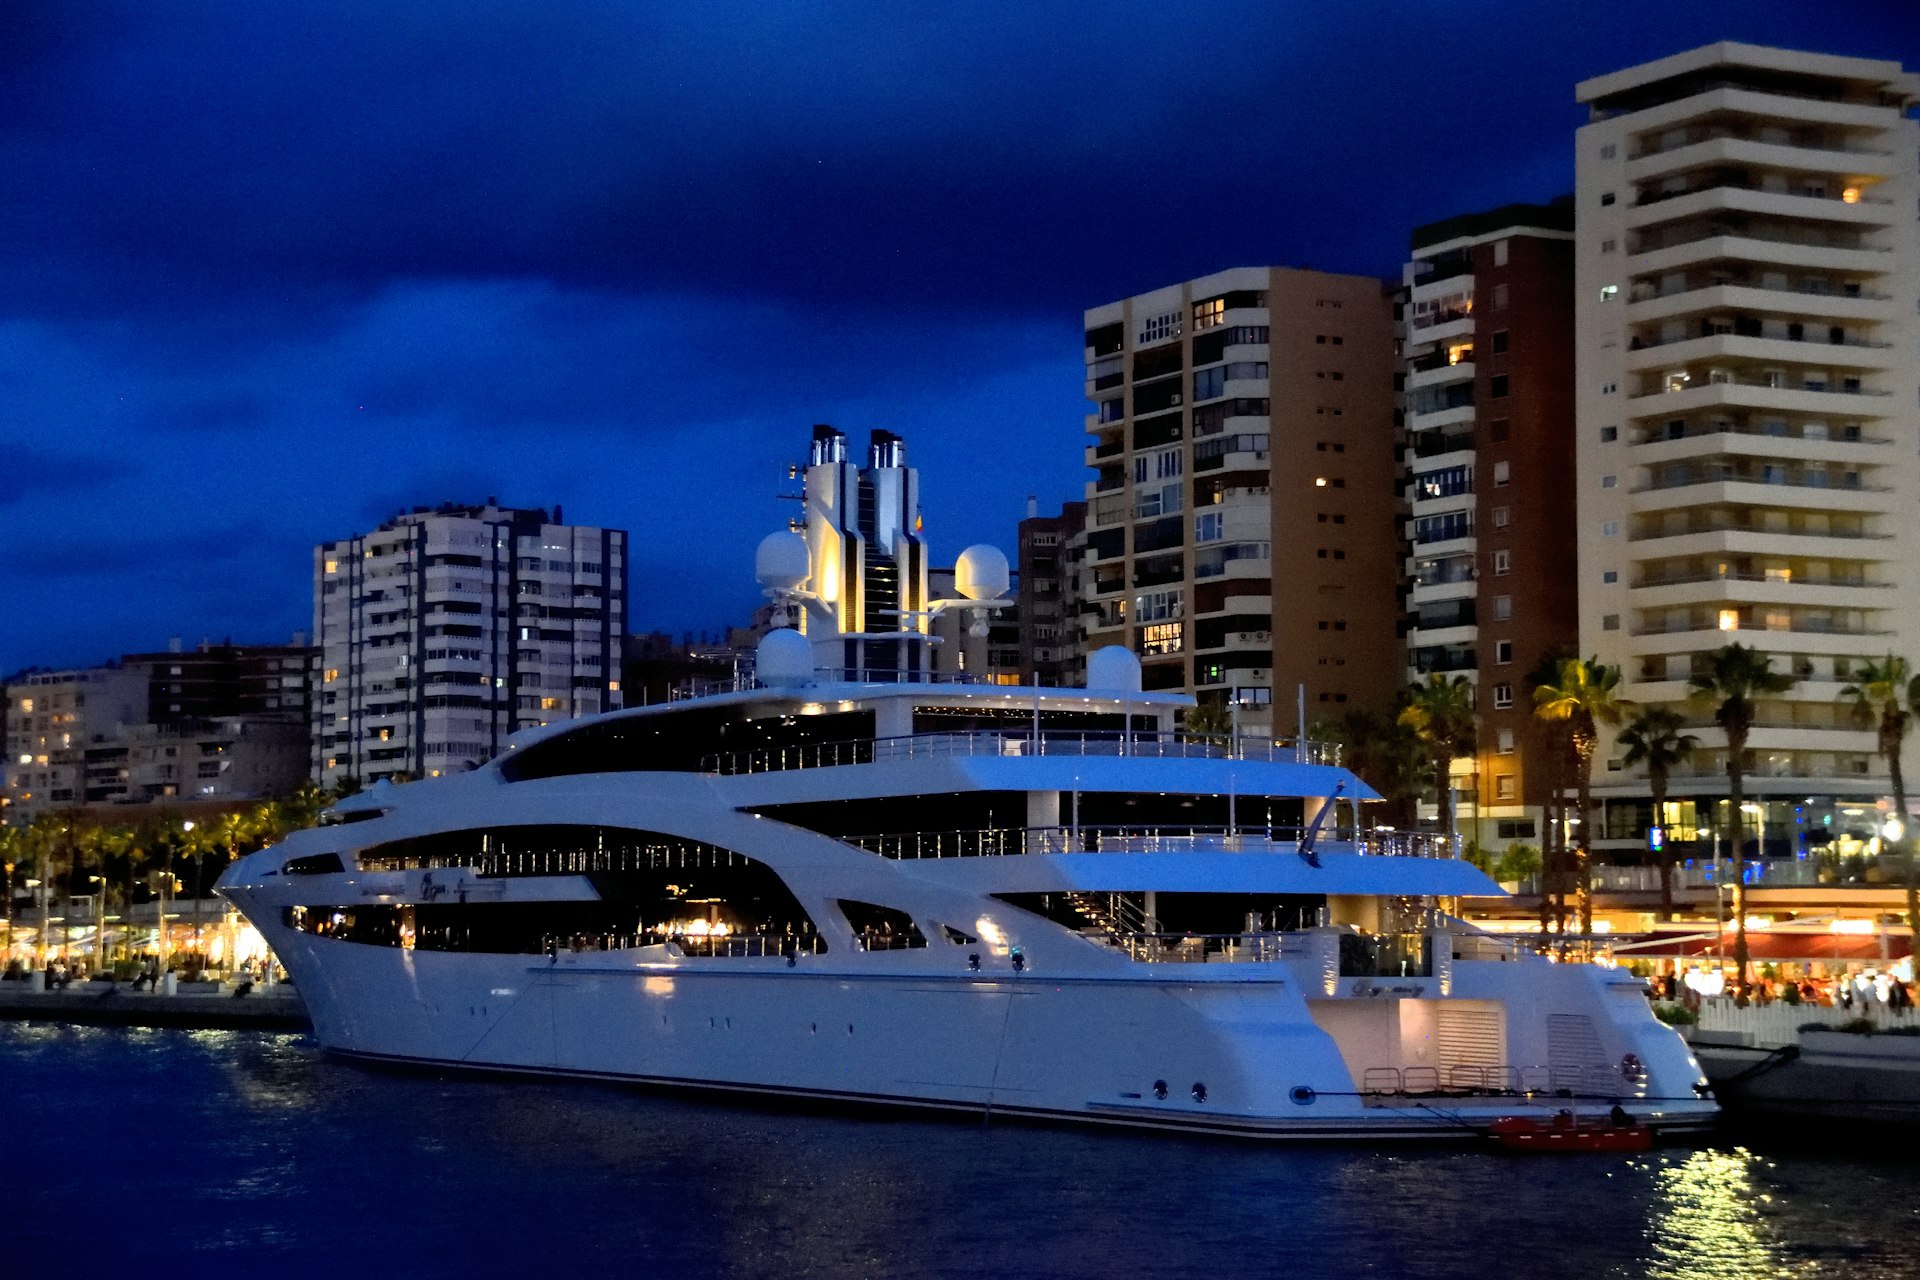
[1630,420,1888,447]
[1629,377,1888,401]
[1628,330,1888,353]
[1633,571,1888,591]
[1629,521,1887,543]
[1630,620,1889,638]
[702,729,1341,776]
[1633,474,1877,495]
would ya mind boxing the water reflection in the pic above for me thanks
[1648,1149,1777,1279]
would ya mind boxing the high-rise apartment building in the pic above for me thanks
[1401,201,1578,846]
[2,666,147,823]
[1575,43,1920,851]
[1081,268,1400,731]
[1016,499,1086,687]
[313,503,627,787]
[122,639,314,726]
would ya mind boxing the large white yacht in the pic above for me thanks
[220,429,1715,1138]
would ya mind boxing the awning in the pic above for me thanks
[1613,931,1911,962]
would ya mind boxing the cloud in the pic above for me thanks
[0,443,133,505]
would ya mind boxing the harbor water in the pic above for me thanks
[5,1022,1917,1279]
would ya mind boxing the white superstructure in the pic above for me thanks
[220,638,1715,1140]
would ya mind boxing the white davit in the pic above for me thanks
[221,678,1716,1140]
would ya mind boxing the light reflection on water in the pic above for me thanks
[4,1023,1917,1280]
[1647,1150,1775,1280]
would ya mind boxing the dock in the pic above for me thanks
[0,980,310,1031]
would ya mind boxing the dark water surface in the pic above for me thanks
[5,1023,1916,1280]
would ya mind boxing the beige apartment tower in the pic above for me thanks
[1574,43,1920,857]
[1081,268,1400,732]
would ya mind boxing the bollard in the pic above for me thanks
[26,970,44,993]
[161,972,179,996]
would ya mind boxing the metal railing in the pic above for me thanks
[704,729,1341,775]
[840,824,1452,861]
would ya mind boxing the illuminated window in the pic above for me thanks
[1494,774,1517,800]
[540,697,564,711]
[18,699,30,714]
[323,668,340,683]
[1718,610,1740,632]
[324,559,339,574]
[1140,622,1184,656]
[1193,298,1225,330]
[1600,285,1619,301]
[1842,187,1861,204]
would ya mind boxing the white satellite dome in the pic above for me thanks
[953,544,1010,601]
[756,628,815,688]
[1084,645,1142,694]
[754,531,811,595]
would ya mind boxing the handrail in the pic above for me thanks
[837,824,1453,861]
[703,729,1342,775]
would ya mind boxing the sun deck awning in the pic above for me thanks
[898,851,1501,898]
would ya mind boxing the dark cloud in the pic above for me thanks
[0,443,133,505]
[1,1,1915,671]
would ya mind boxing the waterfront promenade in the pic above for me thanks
[0,978,308,1030]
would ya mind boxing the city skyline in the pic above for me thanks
[5,3,1918,674]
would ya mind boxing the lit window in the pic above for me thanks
[1140,622,1184,656]
[324,559,339,574]
[1842,187,1860,204]
[1492,684,1514,709]
[1193,297,1225,330]
[1718,610,1740,632]
[1495,774,1517,800]
[1600,285,1619,301]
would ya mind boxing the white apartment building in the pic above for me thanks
[313,504,626,787]
[1575,43,1920,854]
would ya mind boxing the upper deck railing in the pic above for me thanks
[669,668,987,701]
[841,824,1451,860]
[702,729,1341,775]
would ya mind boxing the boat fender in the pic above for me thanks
[1290,1086,1317,1106]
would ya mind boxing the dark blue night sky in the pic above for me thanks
[3,1,1916,672]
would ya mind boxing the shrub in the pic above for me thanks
[1654,1003,1698,1026]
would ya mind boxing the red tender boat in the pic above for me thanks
[1488,1112,1653,1153]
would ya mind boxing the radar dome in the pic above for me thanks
[756,628,815,688]
[954,544,1010,601]
[1084,645,1142,694]
[755,531,811,595]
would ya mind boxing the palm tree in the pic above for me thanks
[1398,674,1477,855]
[1532,657,1627,941]
[1690,643,1795,1001]
[1312,709,1430,829]
[1842,655,1920,947]
[1618,707,1699,921]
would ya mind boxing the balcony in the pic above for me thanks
[1629,232,1892,280]
[1627,184,1894,233]
[1625,131,1899,181]
[1626,281,1894,326]
[1410,428,1474,459]
[1625,332,1889,371]
[1629,417,1887,451]
[1625,380,1893,423]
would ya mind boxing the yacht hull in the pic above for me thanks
[253,915,1719,1141]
